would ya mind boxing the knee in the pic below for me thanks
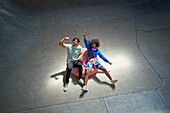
[86,70,90,76]
[67,64,73,70]
[77,62,82,67]
[67,66,72,71]
[85,74,89,77]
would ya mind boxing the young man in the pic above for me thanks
[59,37,84,92]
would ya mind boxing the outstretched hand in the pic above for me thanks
[109,62,112,65]
[83,32,86,38]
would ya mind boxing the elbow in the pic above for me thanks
[59,42,62,46]
[59,43,65,48]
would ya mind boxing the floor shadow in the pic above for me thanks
[50,70,83,86]
[79,73,116,98]
[50,70,111,85]
[92,74,116,91]
[79,90,88,98]
[51,70,116,97]
[50,70,66,84]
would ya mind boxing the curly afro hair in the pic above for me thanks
[88,39,100,48]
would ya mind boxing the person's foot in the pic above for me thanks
[78,79,84,84]
[63,84,68,92]
[111,80,118,85]
[82,85,88,91]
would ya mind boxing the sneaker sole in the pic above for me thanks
[81,88,88,91]
[112,80,118,84]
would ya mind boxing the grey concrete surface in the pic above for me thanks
[104,90,170,113]
[135,4,170,78]
[16,90,170,113]
[157,79,170,108]
[0,8,40,68]
[0,0,170,113]
[137,30,170,78]
[17,98,108,113]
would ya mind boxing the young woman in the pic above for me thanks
[82,32,118,91]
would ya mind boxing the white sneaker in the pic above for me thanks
[78,79,84,84]
[63,84,68,92]
[111,80,118,85]
[82,85,88,91]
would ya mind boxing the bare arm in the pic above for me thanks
[59,37,69,48]
[78,52,82,57]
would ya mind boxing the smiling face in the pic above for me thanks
[91,43,96,48]
[89,39,100,49]
[72,39,78,46]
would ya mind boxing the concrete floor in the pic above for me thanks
[0,0,170,113]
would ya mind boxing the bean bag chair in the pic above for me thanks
[71,48,98,77]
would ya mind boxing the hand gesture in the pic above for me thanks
[65,37,69,40]
[83,32,86,38]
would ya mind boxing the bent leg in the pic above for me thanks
[84,70,90,86]
[74,60,83,80]
[99,66,112,80]
[66,60,73,84]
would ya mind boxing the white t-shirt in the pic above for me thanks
[65,44,82,61]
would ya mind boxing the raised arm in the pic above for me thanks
[83,32,86,39]
[59,37,69,48]
[83,32,90,49]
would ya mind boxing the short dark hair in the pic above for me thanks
[72,37,80,43]
[88,39,100,48]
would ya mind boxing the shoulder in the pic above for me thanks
[77,45,82,49]
[97,49,102,54]
[65,44,72,48]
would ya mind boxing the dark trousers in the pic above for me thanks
[66,59,82,84]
